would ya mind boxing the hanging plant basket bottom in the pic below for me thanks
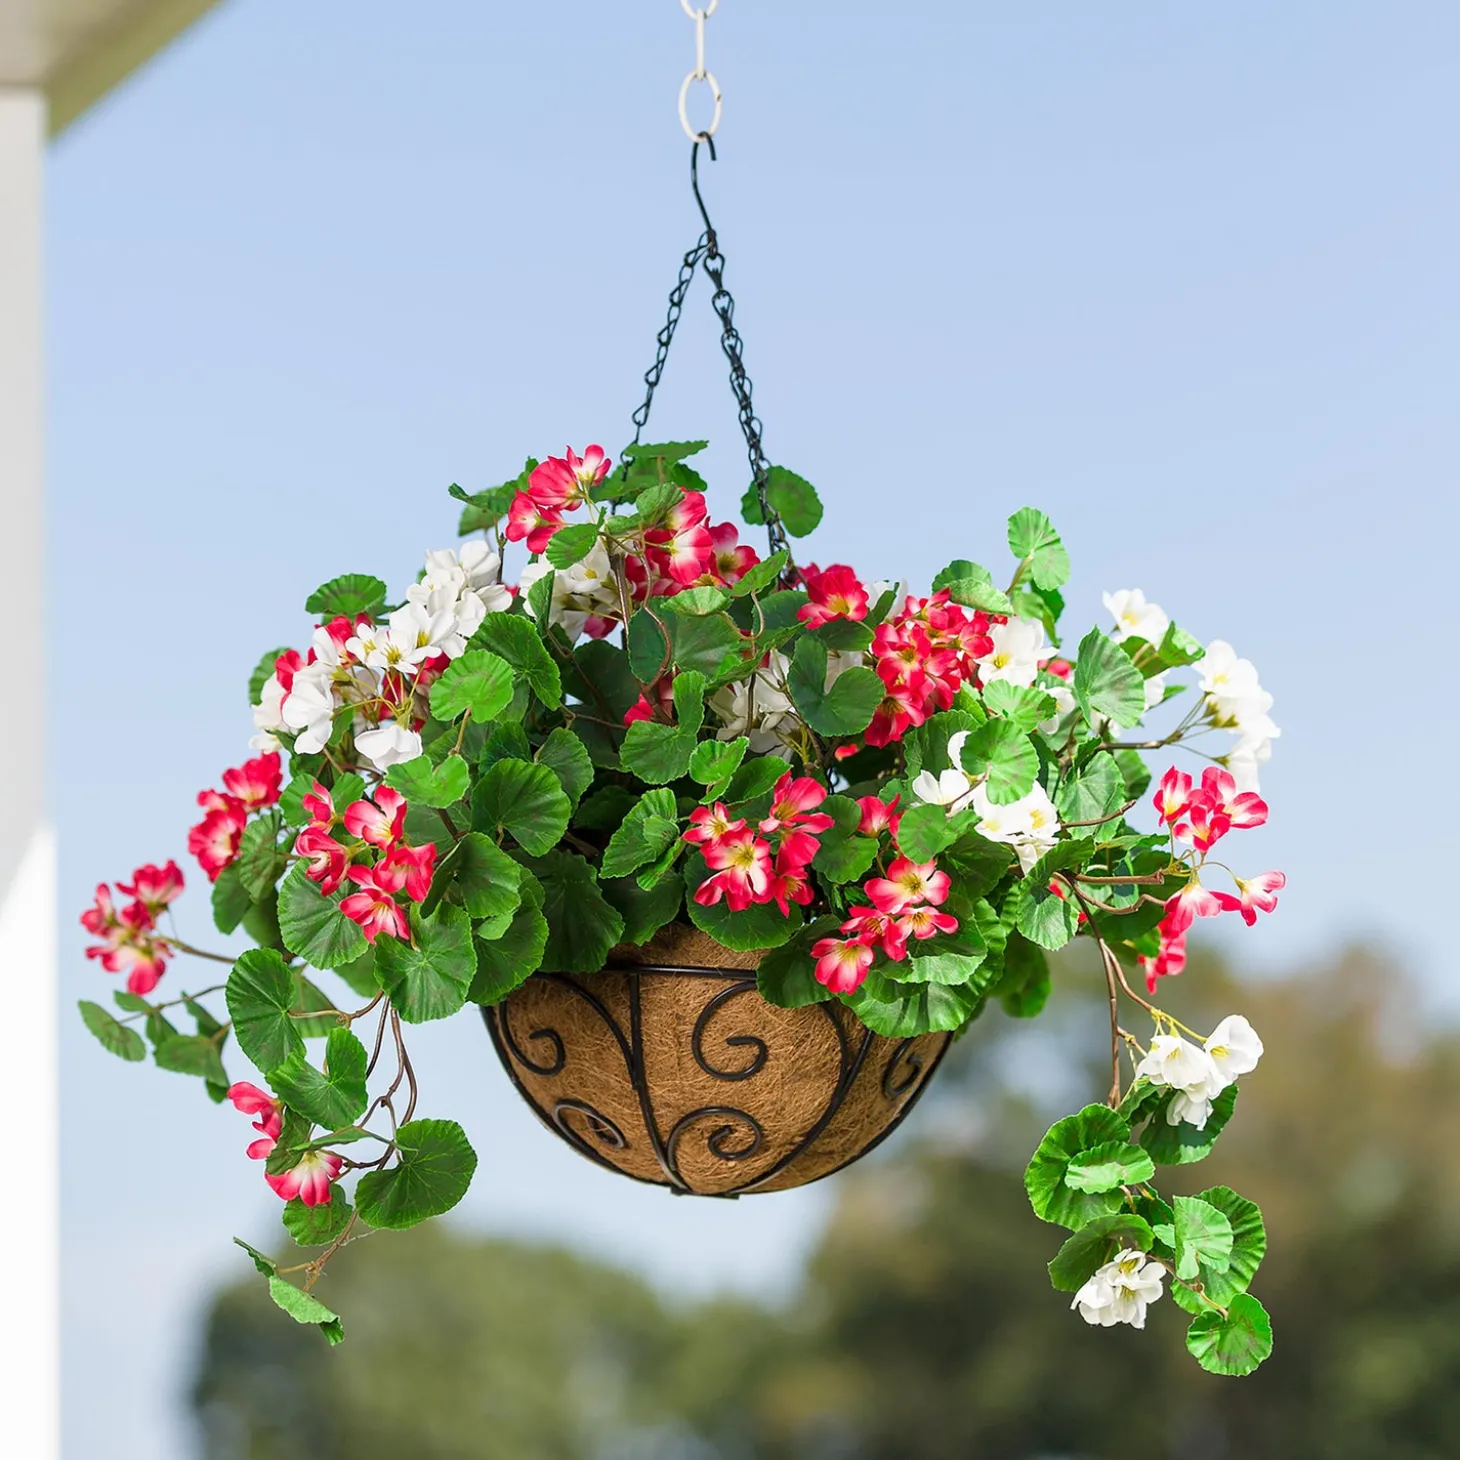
[482,927,951,1197]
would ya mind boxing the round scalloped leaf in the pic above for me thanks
[354,1118,477,1231]
[1025,1105,1132,1229]
[1173,1194,1234,1281]
[1063,1140,1157,1194]
[1171,1186,1267,1315]
[1186,1292,1273,1377]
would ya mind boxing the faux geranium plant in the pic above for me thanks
[79,439,1284,1373]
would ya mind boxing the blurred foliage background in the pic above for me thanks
[192,945,1460,1459]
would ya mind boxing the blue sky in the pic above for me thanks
[50,2,1459,1455]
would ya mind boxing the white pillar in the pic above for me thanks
[0,86,58,1460]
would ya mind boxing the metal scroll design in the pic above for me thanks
[483,964,951,1197]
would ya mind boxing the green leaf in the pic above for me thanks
[932,559,988,593]
[725,755,791,802]
[1171,1186,1267,1314]
[726,551,788,598]
[429,649,515,724]
[1047,1214,1156,1293]
[248,646,291,705]
[755,919,838,1007]
[964,718,1039,805]
[1186,1293,1273,1377]
[626,439,708,468]
[305,572,387,619]
[689,736,748,787]
[813,619,874,653]
[1014,869,1083,952]
[154,1034,229,1087]
[334,947,380,1000]
[997,932,1051,1017]
[1073,627,1146,730]
[844,971,981,1037]
[469,612,563,709]
[472,759,572,856]
[602,872,683,946]
[662,585,731,616]
[236,812,287,901]
[1057,752,1126,828]
[269,1028,369,1129]
[810,796,879,884]
[384,753,470,809]
[268,1274,345,1346]
[526,851,626,972]
[1173,1194,1234,1281]
[619,671,707,784]
[233,1237,277,1276]
[787,636,882,737]
[535,728,594,810]
[893,803,960,863]
[283,1194,354,1247]
[684,860,802,951]
[289,976,338,1040]
[226,948,304,1073]
[1025,1105,1132,1229]
[667,613,744,682]
[277,864,367,971]
[1064,1140,1157,1194]
[942,828,1016,896]
[943,576,1014,614]
[78,1000,146,1062]
[600,788,680,878]
[740,465,823,537]
[210,863,253,934]
[544,521,601,569]
[469,890,550,1004]
[430,832,522,922]
[354,1118,478,1231]
[626,609,671,682]
[1007,507,1070,591]
[1139,1083,1239,1165]
[375,903,477,1023]
[981,680,1056,733]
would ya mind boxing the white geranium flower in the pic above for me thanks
[250,672,288,752]
[1198,641,1280,792]
[970,781,1061,872]
[517,547,618,642]
[1037,683,1078,736]
[280,662,336,754]
[1072,1250,1166,1329]
[976,617,1046,688]
[1135,1033,1221,1095]
[1103,588,1170,645]
[354,722,423,771]
[709,652,799,754]
[1205,1015,1264,1085]
[912,730,975,811]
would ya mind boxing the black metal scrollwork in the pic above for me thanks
[882,1038,928,1101]
[665,1105,765,1185]
[691,980,768,1081]
[552,1100,628,1154]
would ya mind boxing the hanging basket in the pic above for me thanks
[482,925,952,1196]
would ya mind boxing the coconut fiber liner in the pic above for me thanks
[482,924,952,1196]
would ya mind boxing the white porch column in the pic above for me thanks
[0,85,58,1460]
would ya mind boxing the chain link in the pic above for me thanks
[678,0,722,140]
[622,138,789,565]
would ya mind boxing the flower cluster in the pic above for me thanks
[814,850,958,994]
[252,542,511,772]
[865,590,1045,747]
[1072,1248,1167,1330]
[686,774,832,916]
[79,861,185,995]
[297,783,435,943]
[1144,765,1285,991]
[1199,640,1280,792]
[505,445,611,553]
[187,752,283,882]
[1134,1014,1264,1130]
[226,1082,343,1206]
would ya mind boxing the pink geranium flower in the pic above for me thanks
[187,801,247,882]
[265,1148,344,1207]
[707,522,761,586]
[227,1081,283,1161]
[340,867,410,942]
[811,938,875,995]
[505,492,566,553]
[684,803,747,847]
[864,858,951,915]
[1162,876,1225,934]
[1214,870,1286,927]
[294,826,349,896]
[380,842,436,903]
[1199,767,1269,830]
[692,830,773,913]
[527,445,611,509]
[1139,918,1188,994]
[116,860,184,916]
[222,752,283,810]
[1153,766,1194,828]
[344,787,408,849]
[765,849,815,916]
[645,490,715,586]
[798,563,870,628]
[895,905,960,943]
[856,794,901,838]
[841,904,909,962]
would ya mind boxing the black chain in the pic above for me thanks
[622,137,790,564]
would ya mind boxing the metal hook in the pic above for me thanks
[690,134,718,245]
